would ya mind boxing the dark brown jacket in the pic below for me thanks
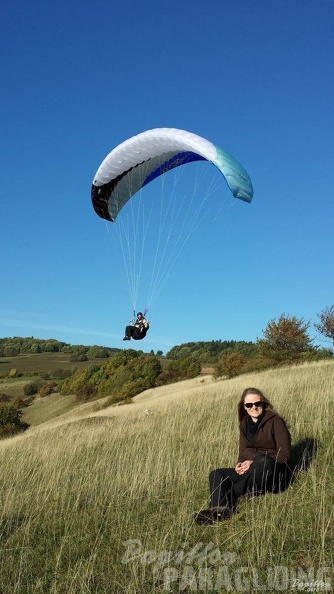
[238,409,291,465]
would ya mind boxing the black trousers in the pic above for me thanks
[209,455,286,509]
[125,326,146,340]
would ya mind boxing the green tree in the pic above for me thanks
[257,313,314,365]
[315,305,334,345]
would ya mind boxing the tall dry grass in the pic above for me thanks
[0,360,333,593]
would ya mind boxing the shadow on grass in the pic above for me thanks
[270,438,319,495]
[291,437,319,471]
[282,437,319,490]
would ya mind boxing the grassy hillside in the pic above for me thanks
[0,360,333,593]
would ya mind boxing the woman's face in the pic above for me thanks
[243,393,264,421]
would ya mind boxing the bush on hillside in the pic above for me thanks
[76,382,98,401]
[168,356,201,379]
[0,403,30,438]
[115,378,149,401]
[70,352,88,362]
[214,353,247,379]
[60,351,163,403]
[156,357,201,385]
[15,396,35,408]
[241,356,273,374]
[52,368,73,379]
[24,381,43,396]
[39,382,57,398]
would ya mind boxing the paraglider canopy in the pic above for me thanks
[91,127,254,316]
[91,128,253,222]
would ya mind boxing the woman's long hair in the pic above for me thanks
[237,387,273,423]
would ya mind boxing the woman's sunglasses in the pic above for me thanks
[244,401,264,409]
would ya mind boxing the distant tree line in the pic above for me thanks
[2,304,332,365]
[166,340,258,363]
[0,337,121,359]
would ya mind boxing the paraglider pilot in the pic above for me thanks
[123,312,149,341]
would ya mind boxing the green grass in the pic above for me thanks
[0,360,333,593]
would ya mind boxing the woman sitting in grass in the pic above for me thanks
[195,387,292,525]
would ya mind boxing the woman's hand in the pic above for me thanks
[235,460,253,475]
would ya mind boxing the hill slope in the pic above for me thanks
[0,360,333,594]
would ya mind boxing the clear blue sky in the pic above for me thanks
[1,0,333,354]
